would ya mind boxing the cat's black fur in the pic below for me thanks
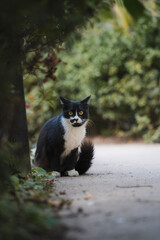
[35,96,94,176]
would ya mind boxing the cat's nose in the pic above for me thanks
[74,118,78,122]
[70,118,78,123]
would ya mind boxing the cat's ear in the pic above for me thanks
[59,96,70,105]
[81,96,91,105]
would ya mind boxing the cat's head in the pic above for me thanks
[60,96,91,127]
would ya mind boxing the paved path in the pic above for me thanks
[56,144,160,240]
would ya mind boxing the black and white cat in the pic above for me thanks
[35,96,94,177]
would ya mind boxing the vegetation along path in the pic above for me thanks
[55,144,160,240]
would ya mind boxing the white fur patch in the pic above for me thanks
[65,169,79,177]
[60,116,87,160]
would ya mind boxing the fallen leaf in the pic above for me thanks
[84,192,93,200]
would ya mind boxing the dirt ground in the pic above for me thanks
[55,144,160,240]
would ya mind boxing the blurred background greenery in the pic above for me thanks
[24,0,160,145]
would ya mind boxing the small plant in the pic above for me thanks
[0,167,70,240]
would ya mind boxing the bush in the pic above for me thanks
[56,18,160,142]
[0,166,67,240]
[25,18,160,142]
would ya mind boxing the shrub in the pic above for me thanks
[56,19,160,142]
[25,18,160,142]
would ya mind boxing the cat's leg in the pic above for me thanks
[63,148,79,177]
[46,149,61,176]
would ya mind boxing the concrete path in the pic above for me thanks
[56,144,160,240]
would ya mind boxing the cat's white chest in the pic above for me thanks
[61,117,86,159]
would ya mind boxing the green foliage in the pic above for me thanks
[123,0,144,19]
[25,76,60,143]
[57,19,160,142]
[0,199,57,240]
[0,0,103,50]
[0,167,69,240]
[20,0,106,143]
[26,17,160,143]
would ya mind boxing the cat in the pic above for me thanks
[35,96,94,177]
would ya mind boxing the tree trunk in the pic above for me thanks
[0,39,30,172]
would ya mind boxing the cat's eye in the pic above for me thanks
[68,111,73,116]
[79,111,84,115]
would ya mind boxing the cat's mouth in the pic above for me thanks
[72,123,83,127]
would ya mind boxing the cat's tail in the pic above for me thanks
[75,141,94,175]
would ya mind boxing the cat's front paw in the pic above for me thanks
[65,169,79,177]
